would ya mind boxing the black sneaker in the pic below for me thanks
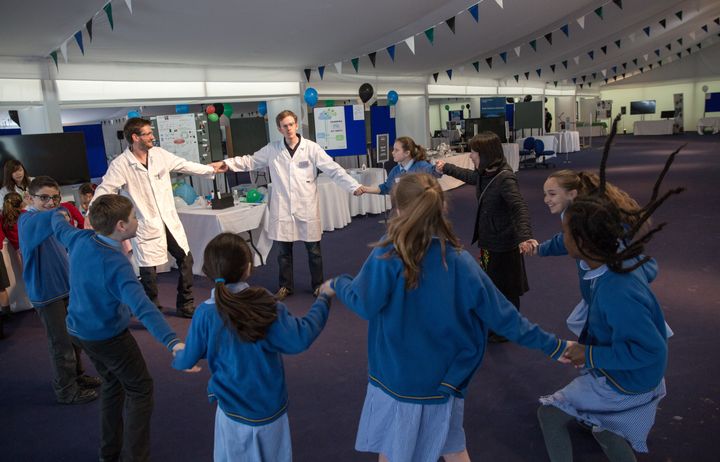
[274,287,293,301]
[176,306,195,318]
[488,332,509,344]
[60,388,98,405]
[77,374,102,389]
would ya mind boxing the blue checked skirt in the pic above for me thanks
[539,370,666,452]
[355,383,466,462]
[213,406,291,462]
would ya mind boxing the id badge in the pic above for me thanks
[298,160,310,168]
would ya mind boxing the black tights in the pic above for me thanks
[537,405,637,462]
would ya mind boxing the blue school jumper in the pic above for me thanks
[378,160,440,195]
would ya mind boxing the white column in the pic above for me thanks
[17,79,62,134]
[395,95,430,147]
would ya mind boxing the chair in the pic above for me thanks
[519,137,536,168]
[533,139,556,169]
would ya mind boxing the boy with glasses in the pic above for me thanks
[18,176,100,404]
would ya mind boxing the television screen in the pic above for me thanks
[448,110,464,122]
[480,97,506,118]
[0,133,90,185]
[660,110,676,119]
[630,100,656,115]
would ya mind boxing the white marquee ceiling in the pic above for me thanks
[0,0,719,87]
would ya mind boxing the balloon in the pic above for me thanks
[444,105,450,110]
[173,182,198,206]
[304,87,318,106]
[208,113,219,122]
[246,189,263,203]
[387,90,399,106]
[359,83,374,103]
[206,105,216,115]
[223,103,234,118]
[214,103,225,116]
[258,101,267,116]
[325,100,335,107]
[127,111,141,118]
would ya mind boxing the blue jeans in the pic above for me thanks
[276,240,323,291]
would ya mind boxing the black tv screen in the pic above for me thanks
[630,100,656,115]
[660,110,675,119]
[0,133,90,185]
[465,117,507,143]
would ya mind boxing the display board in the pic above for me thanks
[596,100,613,119]
[153,114,201,162]
[480,97,506,118]
[705,92,720,112]
[514,101,543,129]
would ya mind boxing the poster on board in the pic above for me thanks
[314,106,348,150]
[596,100,613,119]
[155,114,200,162]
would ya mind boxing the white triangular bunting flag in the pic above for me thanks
[60,39,69,63]
[124,0,132,13]
[514,46,521,57]
[573,56,580,65]
[495,0,504,8]
[601,69,607,77]
[577,16,585,29]
[630,33,636,42]
[405,36,415,55]
[334,61,342,74]
[689,31,696,41]
[644,54,649,61]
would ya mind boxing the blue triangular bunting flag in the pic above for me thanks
[655,49,661,56]
[468,4,479,22]
[643,26,651,36]
[536,68,542,77]
[446,69,453,80]
[499,52,507,63]
[561,24,569,37]
[588,51,594,60]
[386,45,395,62]
[74,31,85,55]
[318,66,325,79]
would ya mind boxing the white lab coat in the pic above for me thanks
[225,137,359,242]
[92,147,214,267]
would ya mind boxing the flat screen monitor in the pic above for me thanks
[660,110,675,119]
[630,100,656,115]
[0,133,90,185]
[448,110,464,122]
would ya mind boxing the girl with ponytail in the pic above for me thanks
[173,233,333,461]
[331,173,571,462]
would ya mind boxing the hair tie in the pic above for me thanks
[214,278,225,284]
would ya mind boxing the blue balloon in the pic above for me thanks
[387,90,399,106]
[175,104,189,114]
[173,182,198,205]
[127,111,141,118]
[304,87,318,107]
[258,101,267,116]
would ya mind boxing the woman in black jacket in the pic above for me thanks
[436,132,538,341]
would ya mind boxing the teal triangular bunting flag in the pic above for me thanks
[104,3,114,30]
[529,39,537,51]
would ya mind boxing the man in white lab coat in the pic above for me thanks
[91,118,220,318]
[213,110,362,299]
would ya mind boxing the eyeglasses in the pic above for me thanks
[33,194,62,203]
[139,131,154,137]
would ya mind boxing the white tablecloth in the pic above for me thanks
[2,243,32,312]
[316,176,352,231]
[177,202,272,275]
[697,117,720,134]
[633,120,674,135]
[549,131,581,153]
[346,168,392,215]
[517,135,557,152]
[503,143,519,172]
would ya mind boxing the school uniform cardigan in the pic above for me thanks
[332,237,566,404]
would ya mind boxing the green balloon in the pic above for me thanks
[223,103,234,117]
[325,100,335,107]
[246,189,261,203]
[208,113,219,122]
[444,105,450,110]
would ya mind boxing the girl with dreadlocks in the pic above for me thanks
[172,233,332,462]
[535,169,664,337]
[331,173,569,462]
[537,116,682,462]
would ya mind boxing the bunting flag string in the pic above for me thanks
[351,58,359,73]
[514,46,521,57]
[601,45,607,54]
[468,4,479,22]
[304,69,311,82]
[50,51,59,70]
[544,33,553,45]
[446,17,456,34]
[594,7,604,20]
[473,61,480,72]
[432,72,439,83]
[334,61,342,74]
[405,36,415,54]
[368,52,377,67]
[86,19,93,42]
[529,39,537,51]
[74,31,85,55]
[499,52,507,63]
[424,27,435,45]
[318,65,325,80]
[446,69,453,80]
[486,57,493,68]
